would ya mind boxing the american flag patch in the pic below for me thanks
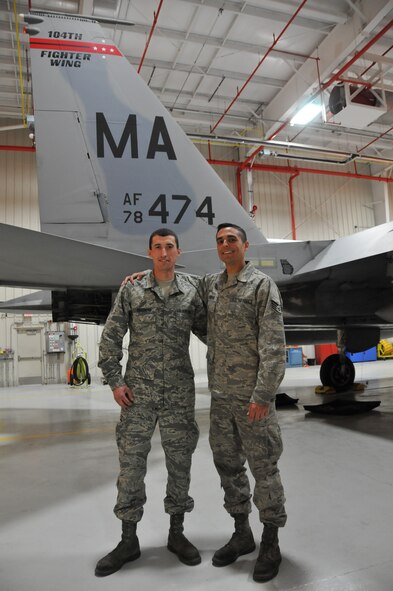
[271,300,281,314]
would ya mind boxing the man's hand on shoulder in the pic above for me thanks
[112,385,135,408]
[121,271,147,287]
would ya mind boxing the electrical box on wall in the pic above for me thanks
[45,331,65,353]
[328,83,387,128]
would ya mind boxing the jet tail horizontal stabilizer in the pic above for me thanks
[0,223,153,290]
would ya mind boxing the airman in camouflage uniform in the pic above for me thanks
[95,229,206,577]
[203,223,287,583]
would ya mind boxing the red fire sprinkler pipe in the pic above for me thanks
[319,18,393,94]
[210,0,309,133]
[289,171,299,239]
[358,124,393,153]
[360,42,393,77]
[236,167,243,205]
[138,0,164,73]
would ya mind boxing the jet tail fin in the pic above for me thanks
[27,11,267,259]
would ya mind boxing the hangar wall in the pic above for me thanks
[252,165,376,240]
[197,142,378,240]
[0,125,383,386]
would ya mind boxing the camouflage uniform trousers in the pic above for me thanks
[209,392,287,528]
[114,380,199,523]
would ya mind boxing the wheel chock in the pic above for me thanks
[315,385,336,395]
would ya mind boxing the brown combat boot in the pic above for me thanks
[167,514,201,566]
[95,521,141,577]
[212,513,255,567]
[253,524,282,582]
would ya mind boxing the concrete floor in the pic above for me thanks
[1,361,393,590]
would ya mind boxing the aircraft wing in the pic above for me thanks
[0,222,154,290]
[292,221,393,279]
[0,290,52,312]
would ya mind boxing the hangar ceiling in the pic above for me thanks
[1,0,393,172]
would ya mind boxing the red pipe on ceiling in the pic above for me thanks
[319,18,393,93]
[208,158,393,183]
[138,0,164,73]
[288,172,299,239]
[235,167,243,204]
[243,17,393,167]
[360,42,393,77]
[358,124,393,153]
[210,0,309,134]
[337,77,372,88]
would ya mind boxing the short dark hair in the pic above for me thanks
[149,228,179,249]
[216,223,247,243]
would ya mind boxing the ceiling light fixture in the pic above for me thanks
[290,100,322,126]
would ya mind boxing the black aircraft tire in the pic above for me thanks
[320,354,355,391]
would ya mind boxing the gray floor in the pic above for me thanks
[1,361,393,590]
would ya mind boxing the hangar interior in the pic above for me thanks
[1,1,393,590]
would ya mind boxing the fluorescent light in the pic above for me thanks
[290,101,322,126]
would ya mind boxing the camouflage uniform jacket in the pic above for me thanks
[98,271,207,390]
[202,262,286,405]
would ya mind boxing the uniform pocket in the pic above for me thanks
[266,422,283,462]
[132,306,156,332]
